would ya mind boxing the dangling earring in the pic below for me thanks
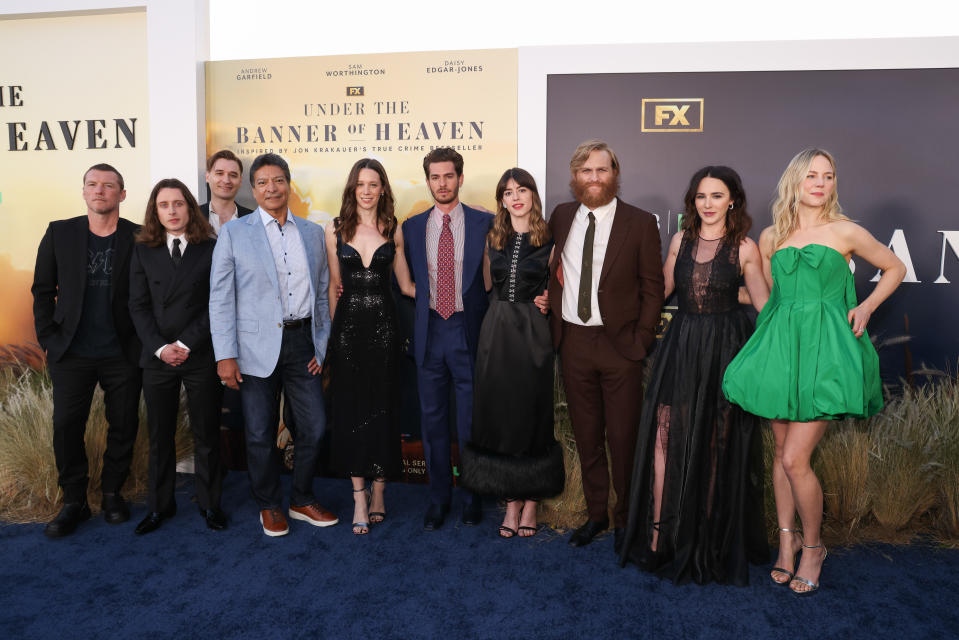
[728,203,734,210]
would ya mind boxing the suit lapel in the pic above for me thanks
[410,212,429,286]
[599,200,630,286]
[462,207,485,287]
[296,218,318,300]
[68,217,89,297]
[111,220,134,301]
[163,241,203,302]
[552,204,575,261]
[247,210,280,293]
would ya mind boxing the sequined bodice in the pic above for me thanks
[673,236,741,314]
[488,234,553,303]
[336,234,396,310]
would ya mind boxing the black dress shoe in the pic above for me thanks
[101,493,130,524]
[462,499,483,526]
[44,502,91,538]
[613,527,625,555]
[568,518,609,547]
[423,503,450,531]
[200,507,227,531]
[134,506,176,535]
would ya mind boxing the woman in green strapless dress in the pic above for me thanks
[722,149,905,595]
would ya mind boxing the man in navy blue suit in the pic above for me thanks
[403,148,492,530]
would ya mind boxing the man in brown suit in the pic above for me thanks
[548,140,665,552]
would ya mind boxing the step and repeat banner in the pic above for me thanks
[205,49,517,222]
[0,11,150,352]
[206,49,518,479]
[545,69,959,378]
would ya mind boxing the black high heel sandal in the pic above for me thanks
[352,485,370,535]
[771,527,803,585]
[369,478,386,524]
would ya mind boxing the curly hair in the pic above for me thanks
[137,178,212,247]
[488,168,550,250]
[680,165,752,245]
[335,158,397,242]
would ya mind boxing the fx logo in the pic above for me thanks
[346,86,364,96]
[641,99,704,132]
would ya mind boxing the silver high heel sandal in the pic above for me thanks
[790,543,828,595]
[770,528,802,585]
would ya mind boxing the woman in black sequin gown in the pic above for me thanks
[325,158,415,535]
[460,168,564,538]
[619,166,770,584]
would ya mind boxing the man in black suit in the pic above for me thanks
[202,150,253,440]
[201,149,253,236]
[129,178,225,534]
[32,163,143,537]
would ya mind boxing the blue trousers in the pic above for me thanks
[240,324,326,509]
[417,310,475,506]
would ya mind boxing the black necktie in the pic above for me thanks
[578,212,595,322]
[172,238,182,267]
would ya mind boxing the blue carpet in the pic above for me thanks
[1,471,957,639]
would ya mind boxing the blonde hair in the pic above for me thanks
[771,148,848,247]
[569,140,620,175]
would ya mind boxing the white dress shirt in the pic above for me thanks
[208,202,239,237]
[155,232,191,359]
[258,208,312,321]
[561,198,618,326]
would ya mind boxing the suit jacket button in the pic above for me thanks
[277,323,282,328]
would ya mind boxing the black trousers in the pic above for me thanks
[142,363,224,512]
[48,354,142,503]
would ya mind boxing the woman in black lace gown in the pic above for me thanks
[325,158,415,535]
[619,166,770,584]
[460,168,564,538]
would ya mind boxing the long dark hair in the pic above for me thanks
[336,158,397,242]
[488,168,550,250]
[137,178,211,247]
[680,165,752,244]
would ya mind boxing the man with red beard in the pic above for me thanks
[547,140,664,552]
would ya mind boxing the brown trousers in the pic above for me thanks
[560,322,644,529]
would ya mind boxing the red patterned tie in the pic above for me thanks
[436,213,455,319]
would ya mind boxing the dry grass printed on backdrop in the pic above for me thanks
[0,357,193,523]
[545,364,959,546]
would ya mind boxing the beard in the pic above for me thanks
[430,183,459,205]
[570,174,620,209]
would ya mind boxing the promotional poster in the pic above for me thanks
[0,10,150,349]
[205,49,518,222]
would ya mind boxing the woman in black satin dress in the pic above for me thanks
[325,158,415,535]
[460,168,565,539]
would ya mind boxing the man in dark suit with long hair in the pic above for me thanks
[32,163,143,537]
[548,140,665,551]
[129,178,226,534]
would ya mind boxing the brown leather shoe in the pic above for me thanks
[288,503,339,527]
[259,508,289,537]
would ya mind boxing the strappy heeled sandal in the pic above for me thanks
[499,498,521,539]
[790,543,828,596]
[352,486,370,535]
[771,527,803,585]
[369,478,386,524]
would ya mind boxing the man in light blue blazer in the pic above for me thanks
[210,153,336,537]
[403,148,493,530]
